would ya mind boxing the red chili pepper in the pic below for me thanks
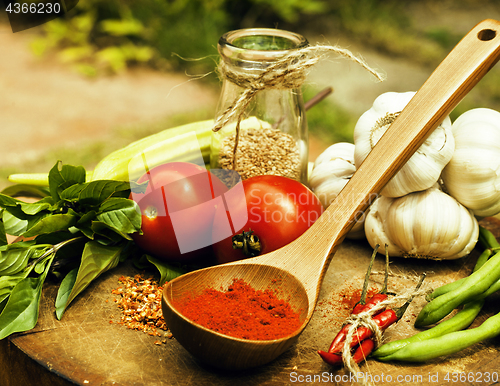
[317,350,342,366]
[326,247,386,354]
[318,338,376,367]
[352,293,388,315]
[318,243,424,368]
[329,308,399,353]
[352,338,375,363]
[328,293,388,353]
[329,274,425,355]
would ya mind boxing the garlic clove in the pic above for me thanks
[364,186,479,260]
[309,142,364,239]
[309,143,356,207]
[354,91,455,198]
[313,142,356,168]
[309,160,355,189]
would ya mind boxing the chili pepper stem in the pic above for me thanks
[356,244,379,309]
[394,273,426,320]
[382,244,390,294]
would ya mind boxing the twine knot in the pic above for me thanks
[213,44,386,134]
[341,288,427,386]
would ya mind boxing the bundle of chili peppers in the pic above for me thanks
[318,245,425,367]
[373,226,500,362]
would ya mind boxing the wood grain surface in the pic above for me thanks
[1,218,499,386]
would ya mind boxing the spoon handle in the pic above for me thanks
[293,19,500,290]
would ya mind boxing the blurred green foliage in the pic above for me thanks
[30,0,327,76]
[29,0,487,76]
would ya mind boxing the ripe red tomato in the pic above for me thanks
[212,175,324,264]
[130,162,227,263]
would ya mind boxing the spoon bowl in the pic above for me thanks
[163,262,309,369]
[163,19,500,370]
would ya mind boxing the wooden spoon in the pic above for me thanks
[162,19,500,371]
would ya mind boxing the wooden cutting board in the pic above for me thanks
[1,218,500,386]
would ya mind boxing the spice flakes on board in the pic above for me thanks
[318,284,380,321]
[110,274,172,344]
[218,126,301,181]
[173,278,303,340]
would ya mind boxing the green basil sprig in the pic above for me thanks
[0,161,172,338]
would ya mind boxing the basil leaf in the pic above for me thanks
[91,221,130,242]
[0,195,55,223]
[0,271,30,307]
[79,225,95,240]
[0,254,53,339]
[55,241,122,320]
[0,194,22,209]
[96,197,141,235]
[60,180,132,206]
[19,200,52,215]
[0,211,7,247]
[48,162,86,201]
[77,210,97,226]
[0,194,37,220]
[0,242,38,276]
[145,255,186,285]
[2,211,28,237]
[23,213,78,238]
[54,268,78,320]
[1,184,50,199]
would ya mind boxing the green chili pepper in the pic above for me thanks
[373,299,484,359]
[426,248,492,301]
[415,249,500,328]
[376,308,500,362]
[479,225,500,250]
[427,227,500,301]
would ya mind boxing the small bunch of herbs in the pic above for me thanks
[0,161,185,340]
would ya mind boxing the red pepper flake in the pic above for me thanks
[173,278,302,340]
[110,274,170,343]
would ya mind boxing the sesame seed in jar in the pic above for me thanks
[217,126,301,184]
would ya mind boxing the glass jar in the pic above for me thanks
[210,28,309,185]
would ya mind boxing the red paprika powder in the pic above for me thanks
[173,278,302,340]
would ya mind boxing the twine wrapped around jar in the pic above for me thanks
[213,44,385,134]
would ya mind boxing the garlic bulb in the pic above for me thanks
[364,186,478,260]
[354,91,455,198]
[441,108,500,218]
[309,142,364,239]
[309,142,356,207]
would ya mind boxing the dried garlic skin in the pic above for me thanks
[309,142,364,239]
[441,108,500,218]
[353,91,455,198]
[364,186,479,260]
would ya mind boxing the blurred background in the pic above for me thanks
[1,0,500,190]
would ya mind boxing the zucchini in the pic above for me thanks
[7,117,267,186]
[8,119,214,186]
[91,119,214,181]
